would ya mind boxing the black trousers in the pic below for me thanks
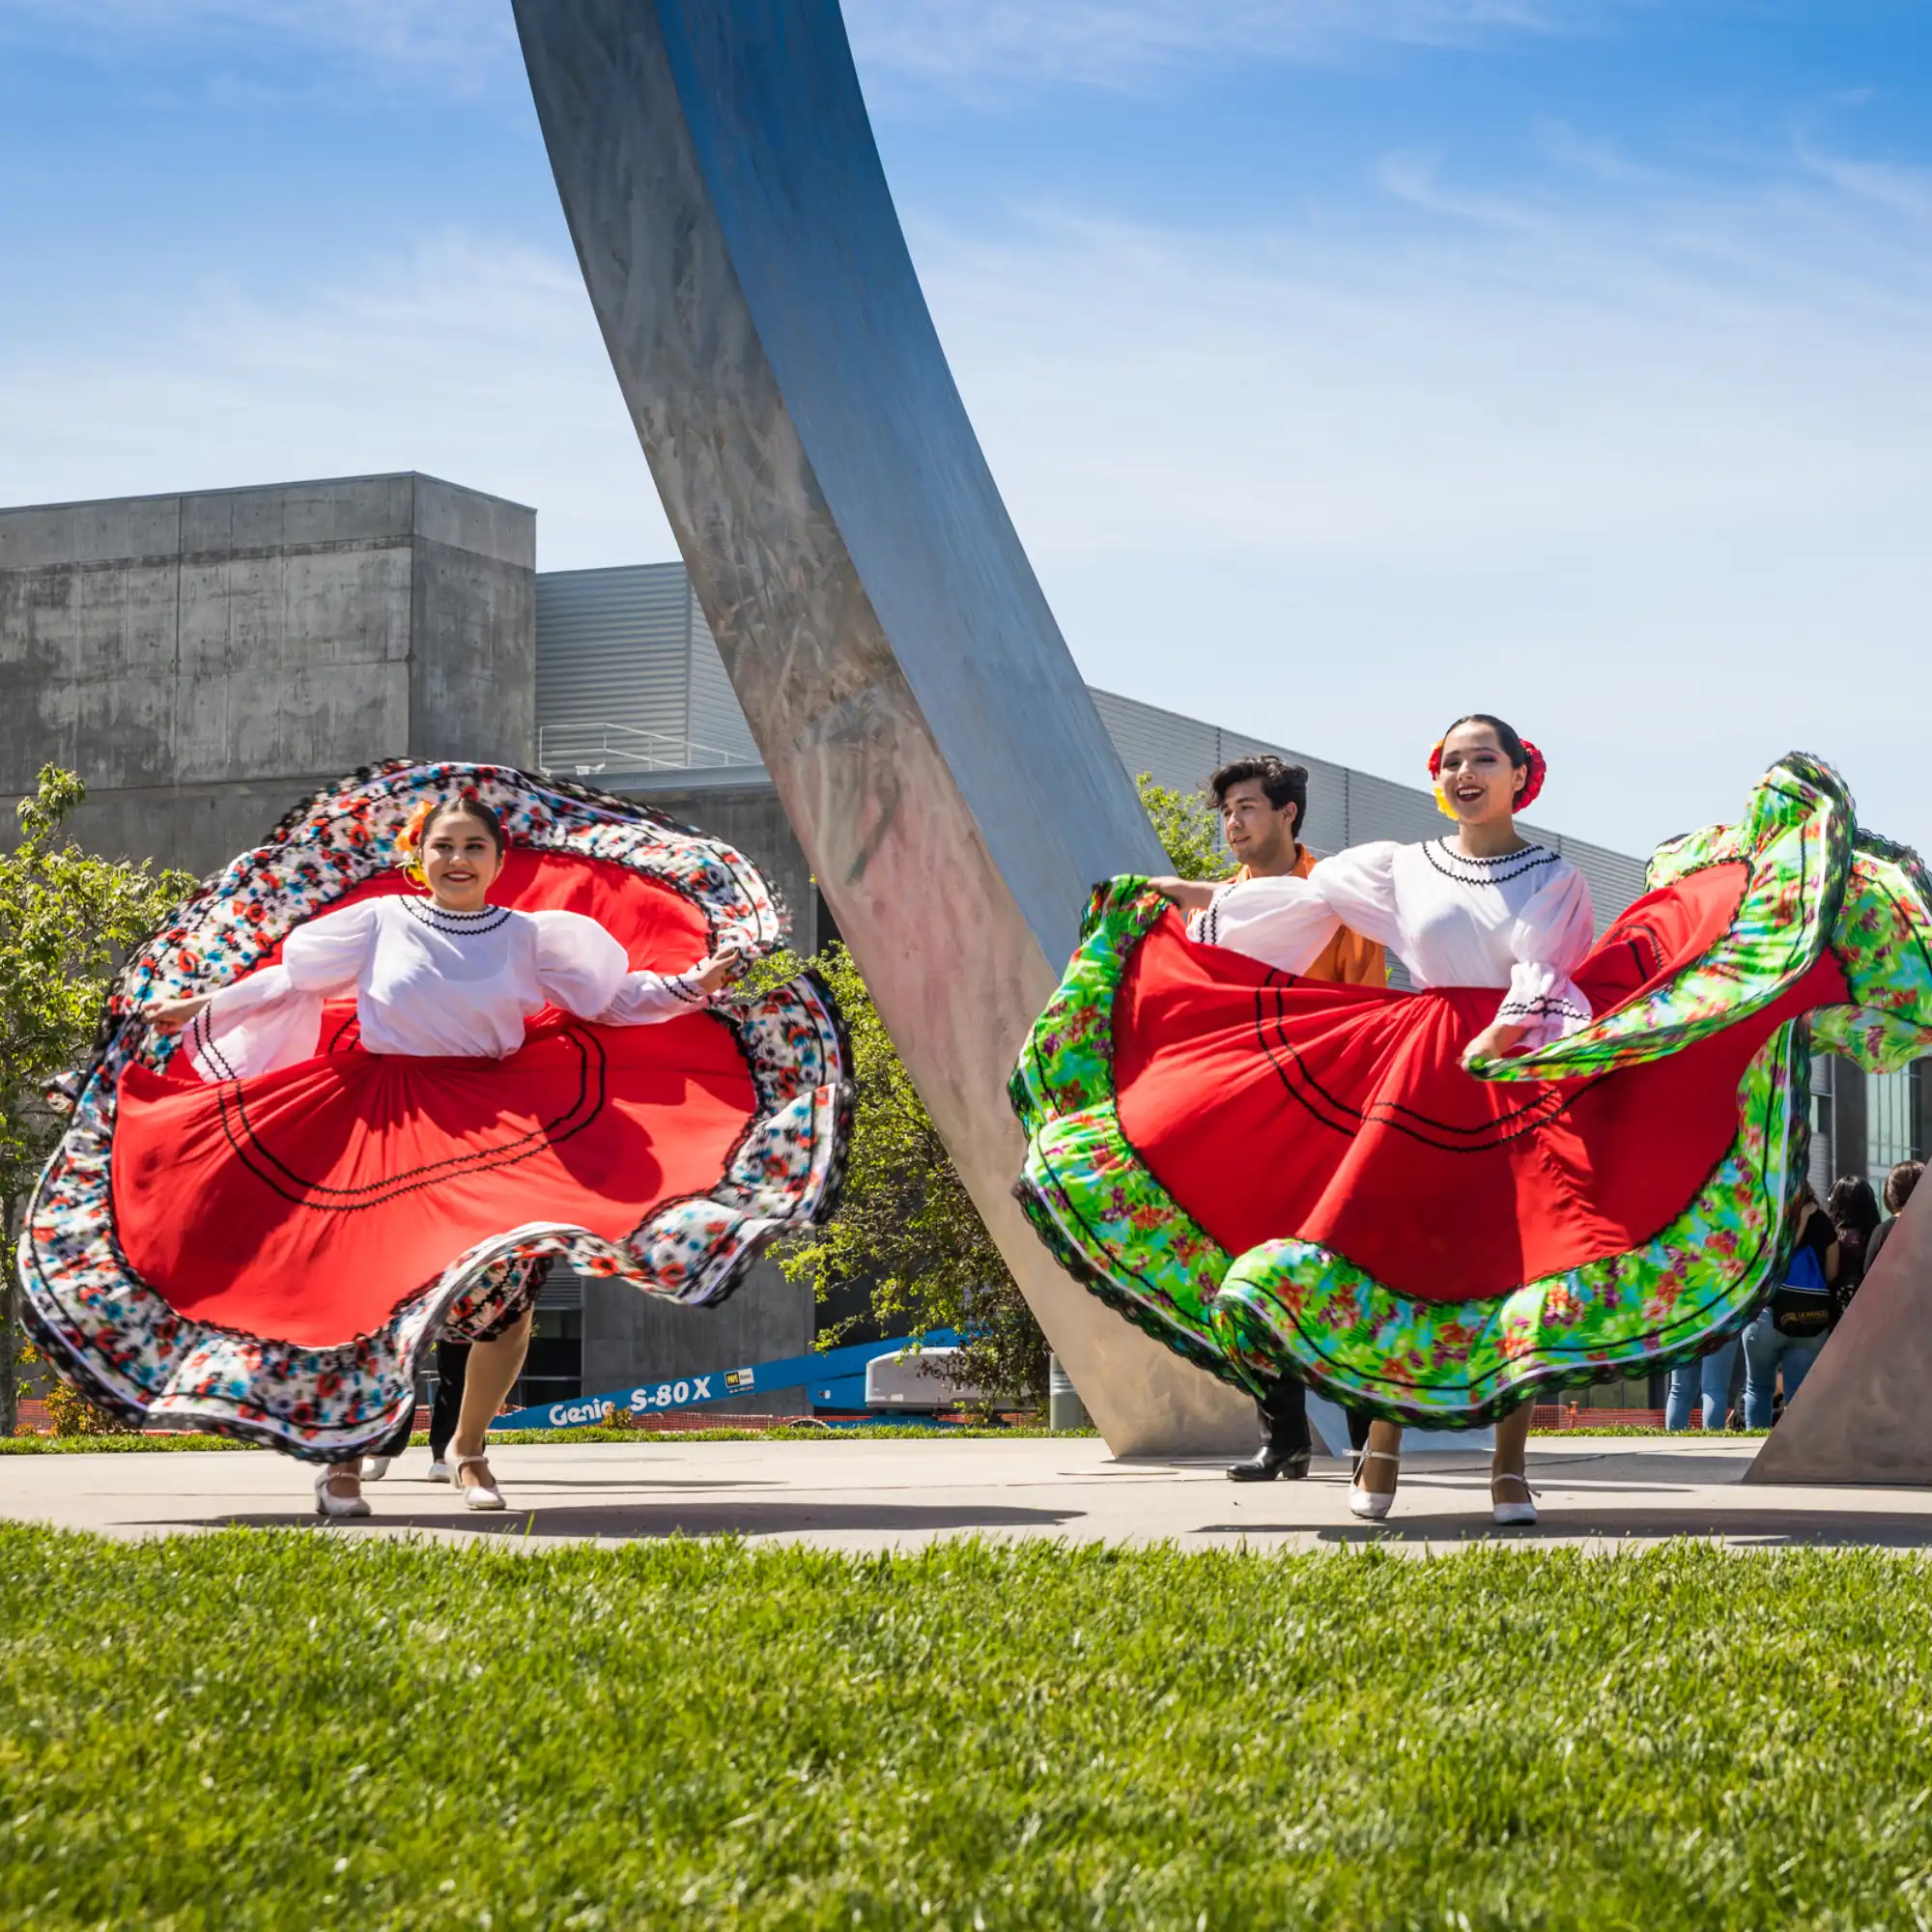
[1258,1371,1372,1455]
[372,1340,471,1462]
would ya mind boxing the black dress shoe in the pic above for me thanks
[1227,1443,1312,1482]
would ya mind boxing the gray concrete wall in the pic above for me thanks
[0,472,536,878]
[618,776,827,955]
[582,1260,814,1416]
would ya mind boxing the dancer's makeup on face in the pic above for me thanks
[421,812,505,909]
[1435,724,1525,825]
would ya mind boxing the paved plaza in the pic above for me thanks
[6,1435,1931,1555]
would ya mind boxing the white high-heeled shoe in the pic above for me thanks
[452,1454,506,1511]
[313,1466,371,1520]
[1491,1471,1538,1526]
[362,1456,392,1482]
[1348,1447,1399,1521]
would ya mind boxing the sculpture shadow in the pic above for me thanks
[187,1500,1082,1540]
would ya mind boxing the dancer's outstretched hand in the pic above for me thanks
[1462,1019,1528,1069]
[1149,875,1217,913]
[147,995,213,1037]
[692,948,748,995]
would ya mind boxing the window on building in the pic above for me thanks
[1869,1062,1925,1175]
[1809,1056,1836,1197]
[513,1308,583,1409]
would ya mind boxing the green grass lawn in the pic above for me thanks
[2,1531,1928,1929]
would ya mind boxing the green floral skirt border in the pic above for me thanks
[1011,753,1932,1427]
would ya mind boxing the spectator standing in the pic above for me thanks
[1741,1183,1839,1428]
[1826,1177,1882,1320]
[1862,1160,1925,1280]
[1663,1336,1741,1433]
[363,1338,473,1482]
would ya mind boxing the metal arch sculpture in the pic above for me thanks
[511,0,1255,1454]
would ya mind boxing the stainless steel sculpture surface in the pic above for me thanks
[511,0,1255,1454]
[1744,1191,1932,1486]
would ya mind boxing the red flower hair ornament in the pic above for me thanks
[1427,737,1547,819]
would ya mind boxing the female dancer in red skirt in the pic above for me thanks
[1012,719,1932,1524]
[21,762,849,1518]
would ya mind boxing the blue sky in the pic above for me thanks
[2,1,1928,859]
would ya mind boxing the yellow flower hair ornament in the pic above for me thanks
[396,800,437,888]
[1427,739,1460,821]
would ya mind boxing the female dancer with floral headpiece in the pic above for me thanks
[1010,720,1932,1523]
[20,763,849,1518]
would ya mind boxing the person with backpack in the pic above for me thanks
[1741,1182,1839,1428]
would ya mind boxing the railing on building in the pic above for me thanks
[536,722,741,777]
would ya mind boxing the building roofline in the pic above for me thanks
[0,471,538,519]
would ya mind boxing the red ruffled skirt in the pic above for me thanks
[1013,755,1929,1424]
[22,763,849,1458]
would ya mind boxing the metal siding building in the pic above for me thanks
[533,564,759,776]
[543,564,1653,937]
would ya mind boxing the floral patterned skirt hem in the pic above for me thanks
[20,762,851,1462]
[1011,753,1932,1427]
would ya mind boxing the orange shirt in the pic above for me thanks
[1236,847,1386,987]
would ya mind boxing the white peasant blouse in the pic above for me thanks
[1186,838,1596,1048]
[185,896,716,1083]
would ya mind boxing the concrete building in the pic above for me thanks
[0,473,536,880]
[6,475,1921,1416]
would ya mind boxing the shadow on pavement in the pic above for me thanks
[183,1500,1085,1539]
[1291,1508,1932,1548]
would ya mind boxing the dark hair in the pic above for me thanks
[1209,755,1311,839]
[418,795,508,858]
[1886,1160,1924,1218]
[1442,713,1528,772]
[1828,1176,1881,1240]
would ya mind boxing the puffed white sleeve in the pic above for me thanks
[529,910,632,1019]
[529,910,715,1027]
[1496,863,1596,1046]
[1186,842,1403,973]
[595,964,716,1026]
[185,900,378,1081]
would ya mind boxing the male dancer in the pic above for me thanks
[1199,757,1386,1481]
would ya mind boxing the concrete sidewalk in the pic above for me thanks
[6,1435,1932,1555]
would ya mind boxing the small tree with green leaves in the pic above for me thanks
[773,942,1045,1408]
[771,778,1232,1411]
[1,768,192,1433]
[1135,772,1233,885]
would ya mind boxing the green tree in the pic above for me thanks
[773,782,1229,1411]
[1134,772,1233,884]
[774,942,1045,1408]
[1,768,191,1433]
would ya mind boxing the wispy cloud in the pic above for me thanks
[900,145,1932,850]
[0,0,1581,99]
[842,0,1590,95]
[0,235,669,560]
[1376,150,1549,232]
[1794,137,1932,224]
[0,0,517,89]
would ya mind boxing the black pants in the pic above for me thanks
[372,1340,471,1462]
[1258,1372,1372,1455]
